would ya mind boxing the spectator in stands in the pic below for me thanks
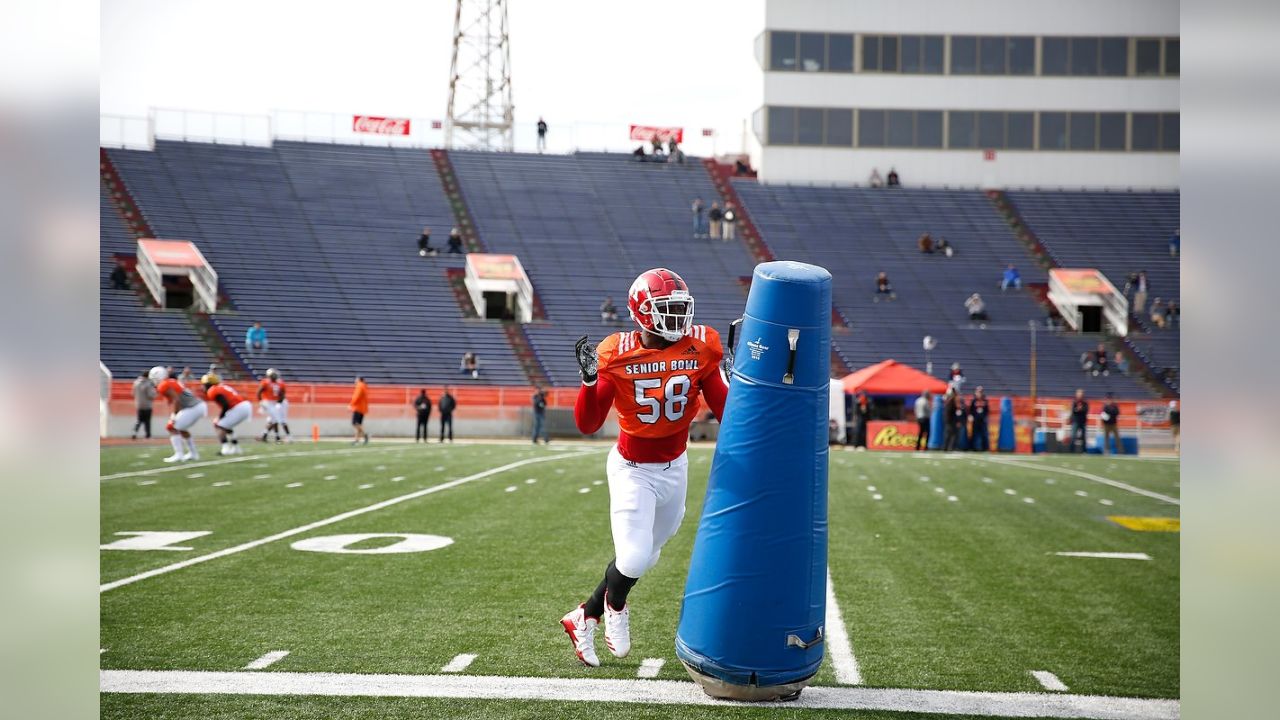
[417,226,437,257]
[721,203,738,241]
[1169,400,1180,454]
[942,387,962,451]
[1114,350,1130,375]
[632,145,647,160]
[868,168,884,188]
[692,198,706,237]
[1133,271,1150,314]
[668,144,686,164]
[245,321,269,357]
[852,391,871,450]
[651,135,663,157]
[734,157,751,176]
[1150,298,1167,328]
[1092,343,1109,376]
[1123,271,1139,298]
[1001,263,1022,291]
[600,296,618,324]
[918,232,934,254]
[438,387,456,443]
[968,386,990,452]
[179,366,194,385]
[460,351,480,379]
[110,261,130,290]
[874,271,896,302]
[350,376,370,445]
[949,362,965,392]
[413,389,432,443]
[936,236,954,257]
[1164,300,1178,327]
[667,137,678,155]
[131,371,155,440]
[1100,392,1121,454]
[886,167,901,187]
[1169,228,1180,258]
[531,385,549,444]
[965,293,989,328]
[914,390,932,451]
[447,227,464,254]
[708,202,723,239]
[536,117,548,153]
[1070,389,1089,453]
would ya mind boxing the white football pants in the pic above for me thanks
[607,446,689,579]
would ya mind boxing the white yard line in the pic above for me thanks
[100,451,600,593]
[1055,552,1152,561]
[440,653,477,673]
[977,457,1180,506]
[244,651,290,670]
[824,568,862,685]
[1031,670,1069,692]
[637,658,665,679]
[99,669,1179,719]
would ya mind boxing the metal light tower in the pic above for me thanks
[445,0,514,151]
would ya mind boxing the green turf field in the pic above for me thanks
[100,441,1179,719]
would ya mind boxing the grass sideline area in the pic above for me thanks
[101,441,1178,719]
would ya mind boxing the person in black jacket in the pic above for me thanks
[968,386,990,452]
[412,389,432,443]
[417,226,436,257]
[853,391,871,449]
[943,388,962,451]
[438,387,457,443]
[1069,388,1089,453]
[1100,392,1121,454]
[531,385,549,444]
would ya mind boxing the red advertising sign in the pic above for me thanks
[702,128,715,137]
[352,115,411,135]
[467,253,524,281]
[1051,268,1111,295]
[629,125,684,144]
[983,149,997,161]
[431,120,443,129]
[138,239,205,267]
[867,421,922,452]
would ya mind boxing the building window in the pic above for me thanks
[858,109,886,147]
[922,36,945,74]
[1161,113,1179,150]
[980,37,1007,74]
[1099,113,1126,150]
[1135,39,1161,75]
[1009,36,1036,75]
[862,35,880,71]
[1164,39,1180,75]
[917,111,944,148]
[829,34,854,72]
[1069,112,1097,150]
[768,106,796,144]
[1070,37,1099,75]
[1100,37,1128,76]
[949,111,976,149]
[799,32,825,72]
[1131,112,1159,150]
[770,32,797,71]
[1042,37,1068,75]
[951,35,977,74]
[881,35,899,72]
[978,111,1004,148]
[1040,112,1067,150]
[887,110,914,147]
[797,107,824,145]
[1007,112,1034,149]
[901,35,921,73]
[826,108,853,146]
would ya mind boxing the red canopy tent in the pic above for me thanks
[840,359,949,395]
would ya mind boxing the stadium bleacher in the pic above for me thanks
[448,151,758,386]
[100,186,218,376]
[732,182,1153,398]
[106,141,527,385]
[1006,190,1180,390]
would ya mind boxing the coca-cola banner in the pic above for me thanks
[352,115,412,135]
[629,125,684,144]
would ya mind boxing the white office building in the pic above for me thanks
[749,0,1179,189]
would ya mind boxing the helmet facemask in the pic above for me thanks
[639,292,694,343]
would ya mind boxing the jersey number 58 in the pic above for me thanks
[634,375,691,424]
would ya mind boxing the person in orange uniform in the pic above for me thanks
[349,375,370,445]
[149,365,208,463]
[202,373,251,455]
[257,368,290,443]
[559,268,728,668]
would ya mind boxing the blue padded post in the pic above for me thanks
[928,394,945,450]
[997,396,1016,451]
[675,261,831,698]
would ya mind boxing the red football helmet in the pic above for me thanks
[628,268,695,342]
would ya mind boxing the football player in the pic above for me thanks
[560,268,728,667]
[202,373,251,455]
[150,366,208,463]
[257,368,291,443]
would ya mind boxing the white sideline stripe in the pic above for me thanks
[244,651,289,670]
[637,658,665,678]
[100,452,599,593]
[1055,552,1152,561]
[824,568,862,685]
[440,653,477,673]
[99,670,1180,719]
[1031,670,1070,692]
[978,457,1180,506]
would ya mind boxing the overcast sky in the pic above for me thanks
[101,0,766,154]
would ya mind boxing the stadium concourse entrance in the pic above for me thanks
[135,238,219,312]
[465,253,534,323]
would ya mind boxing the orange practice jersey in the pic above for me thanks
[156,378,201,409]
[597,325,724,440]
[258,378,285,402]
[207,383,245,408]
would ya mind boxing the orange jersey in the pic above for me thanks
[156,378,201,409]
[206,383,245,409]
[350,381,369,414]
[597,325,724,440]
[258,378,285,402]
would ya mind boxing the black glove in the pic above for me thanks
[575,335,598,385]
[723,318,742,384]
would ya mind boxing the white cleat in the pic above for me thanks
[560,604,600,667]
[162,454,183,463]
[603,595,631,658]
[181,451,198,462]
